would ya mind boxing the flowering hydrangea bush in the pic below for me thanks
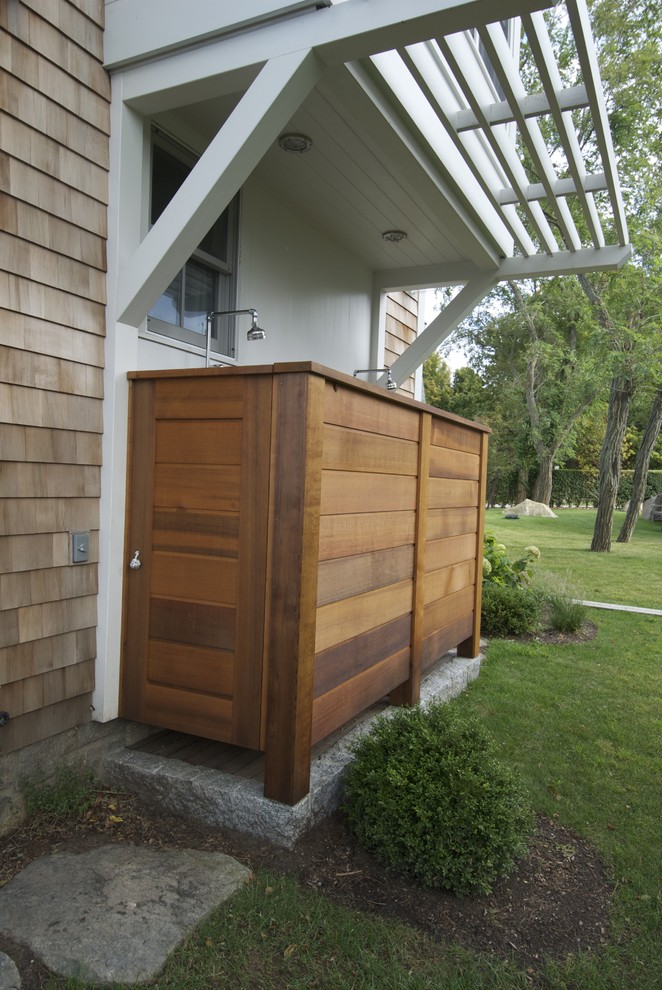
[482,534,540,588]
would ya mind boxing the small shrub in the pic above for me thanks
[533,570,588,634]
[344,702,534,895]
[483,534,539,588]
[21,764,98,820]
[481,583,542,637]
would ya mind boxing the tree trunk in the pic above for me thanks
[616,384,662,542]
[532,454,555,504]
[590,376,634,552]
[516,464,529,503]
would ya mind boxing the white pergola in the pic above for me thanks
[105,0,630,384]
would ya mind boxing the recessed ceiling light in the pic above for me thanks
[382,229,407,243]
[278,133,313,154]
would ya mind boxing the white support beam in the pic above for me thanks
[117,0,552,112]
[566,0,628,246]
[116,49,322,327]
[383,275,498,386]
[452,84,589,132]
[498,173,607,206]
[374,244,631,293]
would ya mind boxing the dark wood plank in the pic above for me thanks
[316,545,414,606]
[313,613,411,698]
[148,600,235,651]
[264,372,324,805]
[422,613,475,669]
[146,641,234,697]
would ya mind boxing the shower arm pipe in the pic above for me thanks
[353,366,397,390]
[205,308,260,367]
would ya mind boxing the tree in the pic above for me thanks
[617,383,662,541]
[422,352,453,410]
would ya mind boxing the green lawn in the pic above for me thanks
[484,508,660,610]
[48,513,662,990]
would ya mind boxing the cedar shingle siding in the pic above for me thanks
[0,0,109,752]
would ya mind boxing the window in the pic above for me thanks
[146,132,238,360]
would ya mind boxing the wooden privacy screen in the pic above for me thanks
[121,363,488,805]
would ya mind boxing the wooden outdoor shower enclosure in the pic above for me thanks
[120,363,488,804]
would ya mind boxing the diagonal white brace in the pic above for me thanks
[116,49,322,327]
[383,274,498,387]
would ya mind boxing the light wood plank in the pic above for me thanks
[426,506,477,541]
[429,445,480,481]
[427,477,479,509]
[425,532,477,573]
[320,470,416,515]
[423,559,476,606]
[323,383,420,440]
[153,464,241,512]
[0,346,104,397]
[315,579,413,654]
[316,545,414,606]
[318,510,416,561]
[147,641,234,697]
[431,417,483,454]
[153,376,244,420]
[0,308,105,365]
[323,424,419,475]
[422,585,475,639]
[141,683,233,742]
[151,551,237,606]
[155,420,242,465]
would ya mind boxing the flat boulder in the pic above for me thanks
[505,498,557,518]
[0,845,250,985]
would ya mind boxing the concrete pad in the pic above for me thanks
[0,845,249,985]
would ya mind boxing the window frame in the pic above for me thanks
[143,129,239,362]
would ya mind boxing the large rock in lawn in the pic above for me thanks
[505,498,557,518]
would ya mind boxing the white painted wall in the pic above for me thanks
[235,177,373,373]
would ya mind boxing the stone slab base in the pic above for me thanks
[104,652,482,849]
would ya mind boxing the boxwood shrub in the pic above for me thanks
[344,702,534,895]
[480,582,542,638]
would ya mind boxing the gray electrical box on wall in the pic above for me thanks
[71,532,90,563]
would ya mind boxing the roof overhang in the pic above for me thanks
[106,0,630,336]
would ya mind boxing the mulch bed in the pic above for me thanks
[0,788,612,988]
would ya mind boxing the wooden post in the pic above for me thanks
[390,411,430,706]
[457,430,488,658]
[263,371,324,804]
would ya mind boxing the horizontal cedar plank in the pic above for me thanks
[422,613,475,669]
[0,230,106,303]
[0,496,99,536]
[0,117,108,203]
[0,694,92,754]
[323,383,419,441]
[0,308,105,366]
[5,159,107,236]
[0,195,107,269]
[147,641,234,698]
[422,585,475,639]
[1,74,110,171]
[318,510,415,561]
[425,533,477,573]
[0,628,95,684]
[141,684,233,743]
[22,0,105,62]
[0,463,100,498]
[153,464,240,512]
[1,562,97,610]
[3,384,103,431]
[317,545,414,606]
[314,613,411,697]
[315,579,413,654]
[149,601,235,651]
[0,424,102,463]
[426,506,477,542]
[150,551,237,605]
[0,345,104,397]
[155,420,242,466]
[17,594,97,645]
[323,424,419,475]
[152,509,239,558]
[427,477,479,509]
[320,470,416,515]
[1,658,94,717]
[423,559,476,606]
[154,377,244,420]
[429,446,480,481]
[431,418,482,454]
[311,648,410,746]
[1,532,98,574]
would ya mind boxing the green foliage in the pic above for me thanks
[21,764,98,820]
[486,468,662,508]
[480,583,543,638]
[344,702,534,895]
[548,596,589,634]
[482,533,540,587]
